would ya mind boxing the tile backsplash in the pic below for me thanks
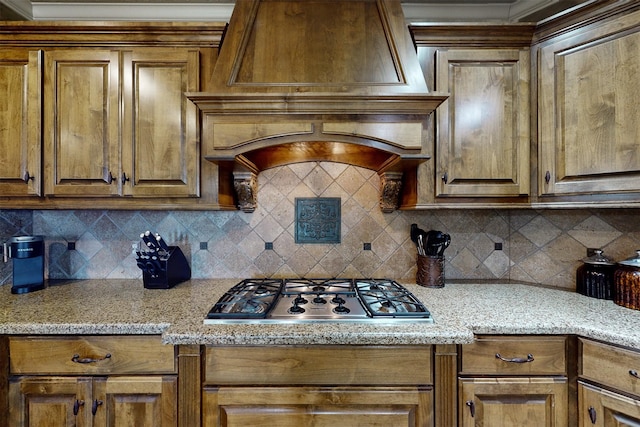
[2,162,639,290]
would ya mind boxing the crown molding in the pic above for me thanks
[1,0,563,22]
[29,2,234,21]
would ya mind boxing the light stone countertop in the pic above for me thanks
[0,279,639,349]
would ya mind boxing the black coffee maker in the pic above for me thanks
[3,236,45,294]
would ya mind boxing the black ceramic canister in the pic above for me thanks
[576,249,615,300]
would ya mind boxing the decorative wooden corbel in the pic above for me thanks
[379,171,403,213]
[233,171,258,212]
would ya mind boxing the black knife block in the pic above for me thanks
[142,246,191,289]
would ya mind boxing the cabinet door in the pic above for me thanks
[44,50,120,197]
[203,386,434,427]
[9,376,92,427]
[121,49,199,198]
[538,10,640,197]
[435,49,530,198]
[0,49,42,196]
[93,376,177,427]
[579,382,640,426]
[459,377,568,427]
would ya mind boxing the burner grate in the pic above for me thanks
[206,279,283,319]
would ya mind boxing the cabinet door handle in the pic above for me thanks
[630,369,639,379]
[92,399,103,416]
[23,171,35,183]
[71,353,111,364]
[588,406,597,424]
[545,170,551,184]
[73,399,84,416]
[104,170,115,184]
[442,172,448,184]
[122,172,130,184]
[465,400,475,417]
[495,353,534,363]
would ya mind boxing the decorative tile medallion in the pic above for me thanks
[295,198,341,244]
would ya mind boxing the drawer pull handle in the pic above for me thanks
[71,353,111,364]
[73,399,84,416]
[92,399,103,416]
[495,353,534,363]
[466,400,475,417]
[630,369,639,379]
[588,406,597,424]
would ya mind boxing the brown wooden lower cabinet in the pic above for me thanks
[459,335,571,426]
[201,345,435,427]
[459,377,568,426]
[6,336,177,427]
[203,386,432,427]
[9,375,177,427]
[579,382,640,426]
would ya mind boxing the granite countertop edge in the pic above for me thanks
[1,279,638,350]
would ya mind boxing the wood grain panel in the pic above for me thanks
[436,48,530,197]
[460,335,567,375]
[580,338,640,397]
[204,386,432,427]
[44,49,120,197]
[579,381,640,426]
[204,346,432,385]
[235,1,398,85]
[123,48,200,197]
[93,376,177,427]
[9,336,176,375]
[0,49,41,197]
[9,377,92,427]
[459,377,568,427]
[538,9,640,196]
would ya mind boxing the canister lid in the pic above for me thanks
[618,250,640,267]
[582,249,615,266]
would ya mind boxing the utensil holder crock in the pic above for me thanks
[416,254,444,288]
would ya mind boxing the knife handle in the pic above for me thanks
[155,233,170,252]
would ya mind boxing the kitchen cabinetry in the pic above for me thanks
[201,346,434,427]
[459,335,571,426]
[411,24,534,206]
[7,335,177,427]
[0,49,42,197]
[578,338,640,426]
[44,47,199,198]
[0,22,224,209]
[536,8,640,204]
[435,48,530,199]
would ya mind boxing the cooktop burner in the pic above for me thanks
[205,278,433,324]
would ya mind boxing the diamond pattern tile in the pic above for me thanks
[2,163,640,289]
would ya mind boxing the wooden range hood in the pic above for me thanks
[187,0,448,212]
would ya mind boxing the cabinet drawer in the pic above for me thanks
[460,336,567,375]
[204,346,432,385]
[581,338,640,397]
[9,335,176,375]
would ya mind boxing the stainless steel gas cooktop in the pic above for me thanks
[204,278,433,324]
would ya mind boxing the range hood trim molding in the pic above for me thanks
[186,93,448,115]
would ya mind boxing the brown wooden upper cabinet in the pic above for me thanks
[435,48,530,199]
[44,48,199,198]
[0,49,42,197]
[537,9,640,200]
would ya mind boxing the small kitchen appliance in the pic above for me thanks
[3,236,45,294]
[205,278,433,324]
